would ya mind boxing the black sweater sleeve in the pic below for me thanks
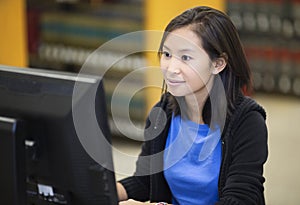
[118,141,151,202]
[118,121,152,202]
[217,110,268,205]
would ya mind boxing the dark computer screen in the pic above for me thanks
[0,65,118,205]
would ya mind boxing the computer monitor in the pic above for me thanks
[0,65,118,205]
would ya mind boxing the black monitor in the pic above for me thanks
[0,65,118,205]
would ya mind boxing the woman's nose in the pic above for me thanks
[166,56,181,74]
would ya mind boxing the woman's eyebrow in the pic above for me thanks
[162,45,170,50]
[178,48,195,53]
[163,45,195,53]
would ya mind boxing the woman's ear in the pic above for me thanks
[212,53,227,75]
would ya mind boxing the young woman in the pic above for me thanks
[117,6,268,205]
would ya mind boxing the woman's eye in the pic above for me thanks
[162,51,171,58]
[182,55,192,61]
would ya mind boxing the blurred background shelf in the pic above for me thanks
[26,0,147,140]
[227,0,300,97]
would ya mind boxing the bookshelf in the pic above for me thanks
[227,0,300,97]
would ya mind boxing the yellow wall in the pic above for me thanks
[144,0,225,112]
[0,0,28,67]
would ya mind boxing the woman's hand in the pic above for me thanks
[119,199,151,205]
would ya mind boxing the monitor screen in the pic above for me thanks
[0,65,118,205]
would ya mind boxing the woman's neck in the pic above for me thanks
[184,91,209,124]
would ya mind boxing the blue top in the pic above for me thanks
[164,115,222,205]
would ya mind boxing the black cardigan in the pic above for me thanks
[120,94,268,205]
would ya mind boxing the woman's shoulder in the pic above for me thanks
[151,92,172,110]
[223,94,268,143]
[145,93,172,125]
[235,94,266,120]
[225,94,267,134]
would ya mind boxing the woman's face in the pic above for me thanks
[160,27,214,97]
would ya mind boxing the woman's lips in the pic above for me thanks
[166,78,185,86]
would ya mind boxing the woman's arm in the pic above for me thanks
[118,141,152,201]
[119,199,170,205]
[117,182,128,201]
[118,97,169,203]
